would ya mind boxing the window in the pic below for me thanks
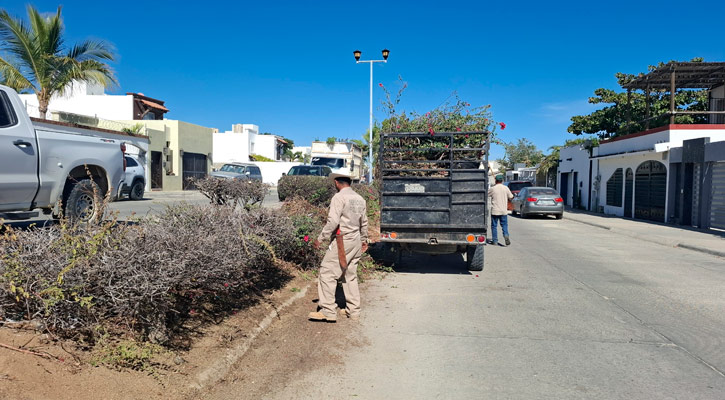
[606,168,623,207]
[529,188,558,195]
[0,91,18,128]
[124,156,139,167]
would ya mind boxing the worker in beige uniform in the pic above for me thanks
[310,173,368,322]
[488,174,514,246]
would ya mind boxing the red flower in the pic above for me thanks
[378,83,383,87]
[465,134,469,138]
[429,128,435,136]
[499,122,506,130]
[303,235,310,242]
[456,127,461,132]
[224,283,229,287]
[444,144,449,148]
[466,103,470,106]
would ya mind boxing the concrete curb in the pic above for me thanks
[677,243,725,258]
[189,283,310,390]
[562,214,612,231]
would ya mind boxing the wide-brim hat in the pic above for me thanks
[329,172,353,181]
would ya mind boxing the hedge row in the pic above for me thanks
[0,204,322,344]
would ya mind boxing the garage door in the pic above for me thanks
[711,162,725,230]
[634,160,667,222]
[182,152,207,190]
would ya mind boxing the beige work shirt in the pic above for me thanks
[489,183,514,216]
[317,187,368,243]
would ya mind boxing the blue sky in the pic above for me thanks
[4,1,725,159]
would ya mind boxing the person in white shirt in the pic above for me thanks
[488,175,513,246]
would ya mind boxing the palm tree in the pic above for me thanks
[0,5,116,119]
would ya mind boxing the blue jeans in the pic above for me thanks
[490,214,509,244]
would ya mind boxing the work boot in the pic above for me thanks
[308,311,336,322]
[339,308,360,322]
[504,236,511,246]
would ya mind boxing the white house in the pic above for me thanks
[595,125,725,222]
[557,144,597,210]
[19,82,168,123]
[213,124,288,165]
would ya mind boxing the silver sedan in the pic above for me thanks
[511,186,564,219]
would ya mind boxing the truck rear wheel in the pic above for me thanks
[64,179,104,224]
[466,245,484,271]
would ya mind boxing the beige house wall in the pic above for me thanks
[119,120,214,191]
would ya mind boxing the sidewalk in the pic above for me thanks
[563,208,725,258]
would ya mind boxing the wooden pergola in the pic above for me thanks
[622,62,725,128]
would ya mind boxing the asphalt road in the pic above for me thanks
[267,215,725,399]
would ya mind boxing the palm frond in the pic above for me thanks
[67,39,116,62]
[0,56,35,92]
[0,9,42,85]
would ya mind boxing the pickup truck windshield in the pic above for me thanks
[312,157,344,169]
[220,164,245,174]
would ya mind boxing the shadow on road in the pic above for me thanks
[394,252,472,275]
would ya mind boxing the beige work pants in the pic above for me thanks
[317,237,362,319]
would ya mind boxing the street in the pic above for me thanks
[207,214,725,399]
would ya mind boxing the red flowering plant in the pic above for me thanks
[377,77,506,174]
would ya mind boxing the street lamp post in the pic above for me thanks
[354,49,389,183]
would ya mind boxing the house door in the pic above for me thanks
[711,162,725,230]
[150,151,163,189]
[634,160,667,222]
[182,152,207,190]
[560,173,569,206]
[624,168,633,218]
[572,172,579,207]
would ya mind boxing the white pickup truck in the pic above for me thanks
[0,85,125,223]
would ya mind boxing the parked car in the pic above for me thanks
[503,180,533,210]
[511,186,564,219]
[210,163,263,181]
[120,155,145,200]
[0,84,125,223]
[284,165,332,177]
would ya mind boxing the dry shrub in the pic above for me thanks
[193,177,268,209]
[277,175,336,206]
[0,205,295,344]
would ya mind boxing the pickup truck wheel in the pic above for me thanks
[466,245,484,271]
[65,179,104,224]
[129,180,144,200]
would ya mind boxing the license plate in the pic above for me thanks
[404,184,425,193]
[539,200,555,205]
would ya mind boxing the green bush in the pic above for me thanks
[352,183,380,225]
[277,175,336,206]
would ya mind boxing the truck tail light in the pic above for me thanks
[466,234,475,243]
[554,197,564,202]
[121,143,127,171]
[527,197,538,202]
[389,232,398,239]
[477,235,486,243]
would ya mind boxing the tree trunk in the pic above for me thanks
[37,90,50,119]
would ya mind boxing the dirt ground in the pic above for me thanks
[0,270,371,400]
